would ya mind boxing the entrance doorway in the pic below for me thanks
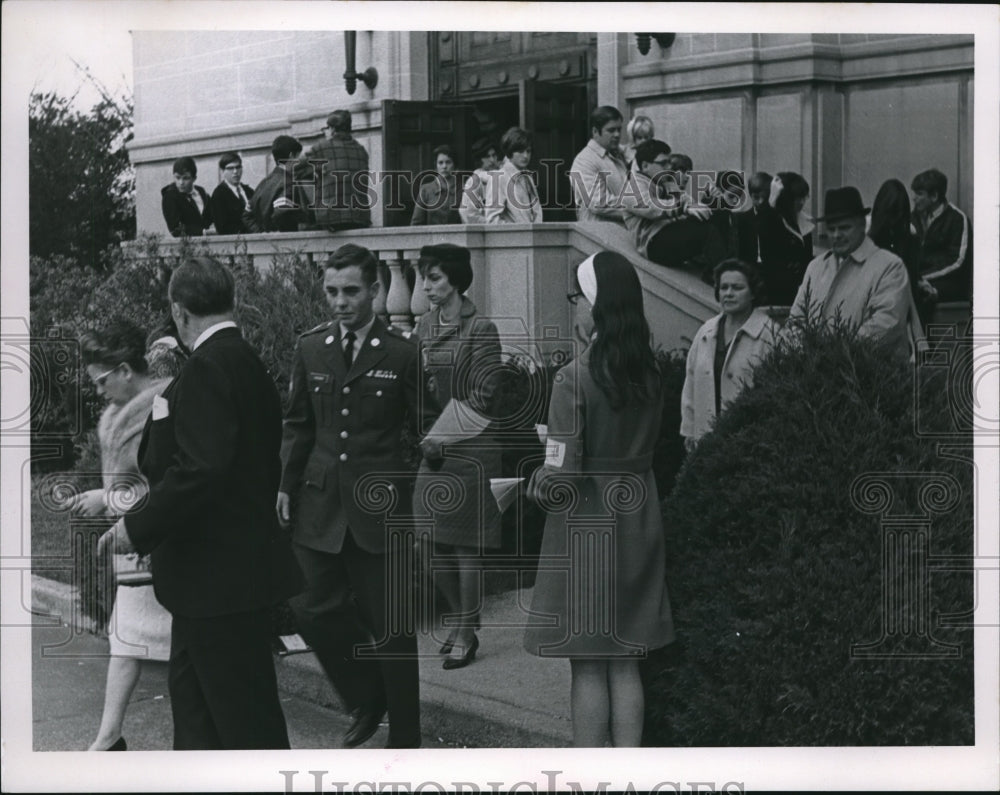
[382,81,588,225]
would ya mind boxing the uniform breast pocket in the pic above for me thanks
[308,374,335,427]
[360,386,399,428]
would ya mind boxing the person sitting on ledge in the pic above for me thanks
[244,135,314,233]
[621,139,726,278]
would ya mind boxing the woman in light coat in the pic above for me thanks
[681,258,777,447]
[68,320,180,750]
[484,127,542,224]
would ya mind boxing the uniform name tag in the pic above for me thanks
[545,438,565,468]
[366,369,398,380]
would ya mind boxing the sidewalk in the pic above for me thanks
[30,575,572,749]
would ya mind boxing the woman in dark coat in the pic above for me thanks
[412,243,502,669]
[869,178,931,328]
[524,251,675,747]
[210,152,255,235]
[410,145,462,225]
[757,171,813,305]
[160,156,212,237]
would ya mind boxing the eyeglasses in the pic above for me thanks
[92,363,122,388]
[223,164,242,171]
[566,291,585,305]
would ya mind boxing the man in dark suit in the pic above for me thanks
[210,151,255,235]
[277,244,438,749]
[100,256,303,750]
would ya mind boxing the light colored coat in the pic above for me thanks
[785,236,911,359]
[484,158,542,224]
[681,307,777,441]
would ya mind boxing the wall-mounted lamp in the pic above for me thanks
[344,31,379,95]
[635,33,677,55]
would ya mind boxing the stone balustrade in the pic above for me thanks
[123,222,721,359]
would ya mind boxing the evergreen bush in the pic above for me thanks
[643,321,974,745]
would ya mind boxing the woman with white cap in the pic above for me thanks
[524,251,675,747]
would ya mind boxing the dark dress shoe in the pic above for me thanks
[343,707,385,748]
[106,737,127,751]
[438,638,455,655]
[442,635,479,670]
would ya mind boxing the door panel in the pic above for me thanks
[519,81,589,222]
[382,100,472,226]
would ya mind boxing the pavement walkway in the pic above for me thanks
[29,574,572,751]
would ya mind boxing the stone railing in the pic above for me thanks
[123,223,720,358]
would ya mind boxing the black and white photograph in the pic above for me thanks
[2,1,998,791]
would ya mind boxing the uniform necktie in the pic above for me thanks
[343,330,356,370]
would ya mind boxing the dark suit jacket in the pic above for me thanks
[211,182,255,235]
[161,184,213,237]
[280,317,440,554]
[126,327,303,618]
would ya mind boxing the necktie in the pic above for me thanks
[343,331,356,370]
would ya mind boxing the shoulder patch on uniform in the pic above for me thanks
[301,320,334,337]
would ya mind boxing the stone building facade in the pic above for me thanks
[129,31,974,237]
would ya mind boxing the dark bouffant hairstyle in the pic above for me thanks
[80,319,149,373]
[418,243,473,294]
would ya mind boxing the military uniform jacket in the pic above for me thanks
[280,317,439,554]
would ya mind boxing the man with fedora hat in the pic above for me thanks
[305,109,372,232]
[786,185,911,358]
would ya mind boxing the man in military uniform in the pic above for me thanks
[276,243,437,749]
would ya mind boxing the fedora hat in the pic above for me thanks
[817,186,870,222]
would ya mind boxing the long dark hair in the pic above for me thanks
[774,171,809,230]
[869,178,912,251]
[588,252,660,410]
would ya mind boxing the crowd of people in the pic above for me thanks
[90,99,972,750]
[160,105,972,328]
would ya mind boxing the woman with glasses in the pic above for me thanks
[67,319,181,750]
[524,251,675,747]
[211,152,256,235]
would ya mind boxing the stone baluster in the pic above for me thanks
[373,257,389,323]
[385,252,414,331]
[410,256,429,322]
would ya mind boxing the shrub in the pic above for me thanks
[643,321,974,745]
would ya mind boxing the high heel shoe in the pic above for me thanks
[442,635,479,670]
[106,737,127,751]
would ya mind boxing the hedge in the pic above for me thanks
[643,320,974,745]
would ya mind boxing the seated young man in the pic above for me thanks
[910,168,972,308]
[621,140,726,278]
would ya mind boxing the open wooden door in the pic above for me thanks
[382,100,472,227]
[519,81,589,222]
